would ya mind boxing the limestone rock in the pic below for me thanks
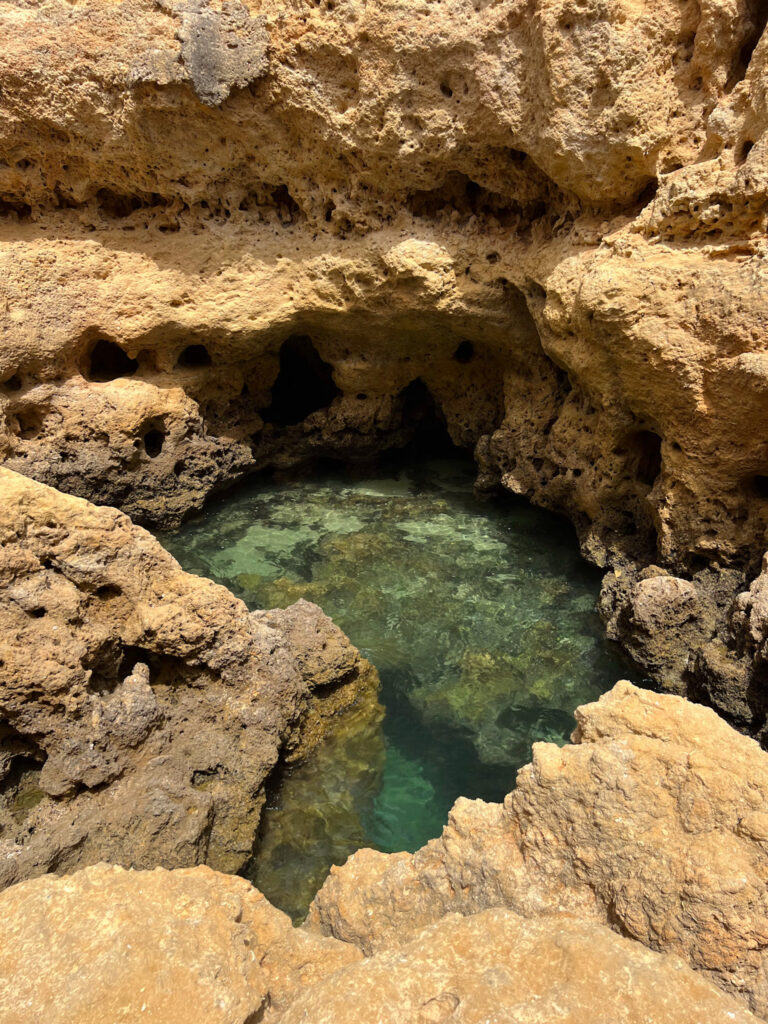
[0,467,379,888]
[0,863,361,1024]
[0,0,766,586]
[284,909,759,1024]
[307,681,768,1017]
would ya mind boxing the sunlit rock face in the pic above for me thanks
[307,681,768,1018]
[0,701,764,1024]
[1,0,768,576]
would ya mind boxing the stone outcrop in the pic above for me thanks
[1,0,768,717]
[3,2,768,1018]
[307,681,768,1018]
[0,466,380,889]
[600,554,768,740]
[0,0,766,577]
[283,909,759,1024]
[0,710,764,1024]
[0,863,362,1024]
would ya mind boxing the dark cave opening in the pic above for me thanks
[177,344,212,368]
[453,340,475,364]
[726,0,768,90]
[396,377,456,458]
[86,339,139,382]
[141,422,166,459]
[261,335,341,427]
[627,430,663,487]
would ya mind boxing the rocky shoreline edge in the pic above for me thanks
[2,678,768,1022]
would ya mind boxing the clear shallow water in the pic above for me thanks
[158,455,632,918]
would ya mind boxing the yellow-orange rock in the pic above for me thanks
[283,909,760,1024]
[0,466,380,889]
[0,863,361,1024]
[307,681,768,1017]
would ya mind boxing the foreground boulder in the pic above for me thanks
[283,909,758,1024]
[0,468,380,887]
[0,863,362,1024]
[0,863,757,1024]
[308,681,768,1016]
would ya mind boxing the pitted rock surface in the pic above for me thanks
[0,467,379,888]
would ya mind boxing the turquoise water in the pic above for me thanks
[158,456,631,918]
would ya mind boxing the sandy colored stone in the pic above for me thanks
[283,909,759,1024]
[0,863,361,1024]
[307,681,768,1016]
[0,0,765,580]
[0,467,380,888]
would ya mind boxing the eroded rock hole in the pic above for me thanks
[271,185,302,224]
[453,340,474,364]
[86,339,138,382]
[397,378,454,456]
[82,639,125,695]
[752,475,768,498]
[0,729,47,823]
[627,430,663,487]
[261,336,340,427]
[406,172,521,225]
[95,189,146,219]
[726,0,768,90]
[14,409,43,440]
[142,424,166,458]
[177,344,212,368]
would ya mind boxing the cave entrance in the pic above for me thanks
[627,429,662,488]
[261,335,341,427]
[396,378,456,459]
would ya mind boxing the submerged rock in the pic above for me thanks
[0,467,380,889]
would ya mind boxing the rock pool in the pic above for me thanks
[158,455,632,919]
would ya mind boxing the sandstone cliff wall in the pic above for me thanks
[0,0,767,578]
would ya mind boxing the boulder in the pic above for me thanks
[308,681,768,1017]
[0,863,361,1024]
[0,468,380,888]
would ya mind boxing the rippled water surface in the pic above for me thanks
[158,456,631,918]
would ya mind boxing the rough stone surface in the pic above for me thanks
[0,0,766,578]
[0,467,379,889]
[307,681,768,1017]
[283,909,760,1024]
[0,863,362,1024]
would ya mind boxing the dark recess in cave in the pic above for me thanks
[726,0,768,90]
[406,171,521,226]
[261,335,341,427]
[86,339,138,382]
[628,430,663,487]
[737,139,755,165]
[271,185,302,223]
[397,378,455,457]
[177,344,212,368]
[95,188,146,219]
[453,340,475,364]
[142,427,165,458]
